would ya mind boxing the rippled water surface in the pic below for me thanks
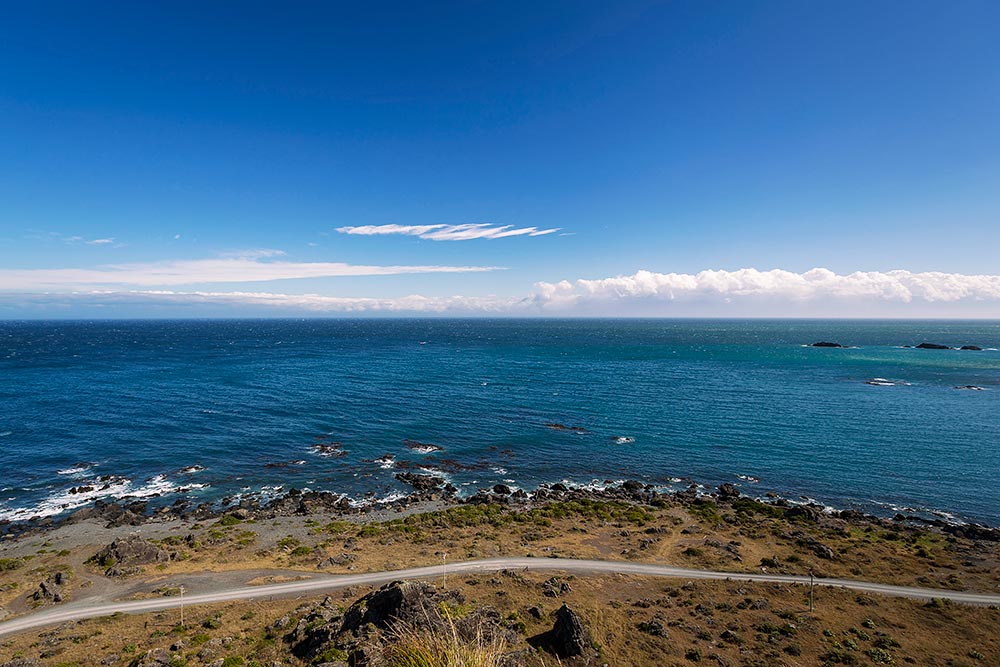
[1,319,998,524]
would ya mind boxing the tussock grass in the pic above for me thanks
[380,611,511,667]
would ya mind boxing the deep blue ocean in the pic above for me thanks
[1,319,998,525]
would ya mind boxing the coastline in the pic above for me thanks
[3,475,998,546]
[3,477,998,664]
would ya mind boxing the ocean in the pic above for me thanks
[1,319,998,526]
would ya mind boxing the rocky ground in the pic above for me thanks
[1,482,999,665]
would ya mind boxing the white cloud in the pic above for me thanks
[337,223,560,241]
[85,238,115,245]
[532,268,1000,306]
[0,254,501,290]
[3,267,1000,317]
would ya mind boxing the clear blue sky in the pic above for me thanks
[2,1,999,317]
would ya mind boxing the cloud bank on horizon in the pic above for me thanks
[4,267,1000,317]
[0,254,500,290]
[336,223,560,241]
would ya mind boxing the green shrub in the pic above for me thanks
[0,558,23,571]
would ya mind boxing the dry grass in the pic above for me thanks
[379,611,511,667]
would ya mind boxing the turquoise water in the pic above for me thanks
[1,319,998,525]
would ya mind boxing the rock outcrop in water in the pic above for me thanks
[915,342,952,350]
[960,345,983,351]
[811,341,845,348]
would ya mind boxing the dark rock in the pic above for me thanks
[944,523,1000,542]
[545,423,587,433]
[493,484,512,495]
[960,345,983,351]
[551,604,594,660]
[812,542,836,560]
[717,483,740,499]
[286,596,344,661]
[915,342,952,350]
[32,572,66,603]
[394,472,446,491]
[90,534,169,575]
[132,649,171,667]
[1,660,40,667]
[786,505,821,522]
[622,479,646,494]
[811,342,845,348]
[528,606,544,620]
[954,385,986,391]
[542,577,572,598]
[637,618,667,636]
[340,580,457,635]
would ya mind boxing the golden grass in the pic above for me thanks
[378,609,510,667]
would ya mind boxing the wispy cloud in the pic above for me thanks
[0,254,501,290]
[28,232,123,247]
[105,290,520,312]
[337,223,560,241]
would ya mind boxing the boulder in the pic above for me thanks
[90,534,169,575]
[340,580,457,635]
[394,472,446,491]
[551,604,594,661]
[32,572,66,603]
[621,480,646,493]
[287,596,344,661]
[543,577,572,598]
[717,483,740,499]
[132,649,171,667]
[944,523,1000,542]
[915,342,951,350]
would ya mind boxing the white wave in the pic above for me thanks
[0,431,12,437]
[0,472,211,523]
[57,463,97,476]
[0,476,130,522]
[492,467,508,475]
[374,456,396,469]
[178,465,205,474]
[612,436,635,444]
[408,445,439,454]
[736,474,760,483]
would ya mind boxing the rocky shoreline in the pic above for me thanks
[3,475,998,545]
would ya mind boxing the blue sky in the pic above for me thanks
[2,1,999,317]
